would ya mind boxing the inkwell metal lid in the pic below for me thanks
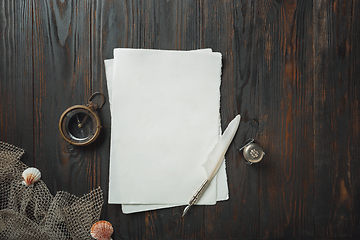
[238,138,265,164]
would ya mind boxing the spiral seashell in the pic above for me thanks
[22,167,41,187]
[91,220,113,240]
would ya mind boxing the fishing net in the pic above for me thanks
[0,141,104,239]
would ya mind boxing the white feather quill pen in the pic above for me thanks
[182,114,241,217]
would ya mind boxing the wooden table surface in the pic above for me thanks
[1,1,359,239]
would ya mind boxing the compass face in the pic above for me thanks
[59,105,101,146]
[68,111,93,140]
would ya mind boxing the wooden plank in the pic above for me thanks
[203,0,260,239]
[314,0,360,237]
[31,0,96,197]
[0,1,34,167]
[90,1,129,240]
[98,1,206,239]
[94,2,141,239]
[258,0,314,238]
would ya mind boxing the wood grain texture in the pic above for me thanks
[30,0,95,198]
[0,0,359,239]
[0,1,34,167]
[214,0,261,238]
[314,0,360,238]
[259,0,315,238]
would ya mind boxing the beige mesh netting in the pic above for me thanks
[0,141,104,239]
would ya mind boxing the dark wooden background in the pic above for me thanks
[1,0,359,239]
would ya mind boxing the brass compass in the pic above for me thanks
[59,92,105,146]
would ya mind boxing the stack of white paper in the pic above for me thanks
[105,48,229,214]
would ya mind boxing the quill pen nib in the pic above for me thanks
[182,204,192,217]
[182,179,209,217]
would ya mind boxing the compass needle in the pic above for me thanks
[79,115,89,128]
[76,114,82,128]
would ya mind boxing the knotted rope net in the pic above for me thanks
[0,141,104,239]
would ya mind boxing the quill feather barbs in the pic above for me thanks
[202,115,240,180]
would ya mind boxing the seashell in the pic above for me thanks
[22,167,41,187]
[91,220,113,240]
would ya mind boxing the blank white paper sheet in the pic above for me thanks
[105,48,229,214]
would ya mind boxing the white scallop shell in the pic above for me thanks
[22,167,41,187]
[91,220,113,240]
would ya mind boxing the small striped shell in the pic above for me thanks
[22,167,41,187]
[91,220,113,240]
